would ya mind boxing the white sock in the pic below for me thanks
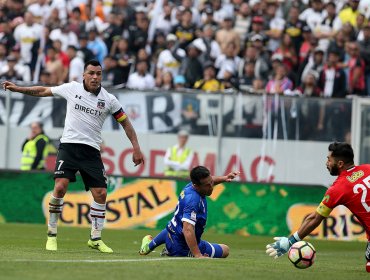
[48,195,63,236]
[90,201,106,240]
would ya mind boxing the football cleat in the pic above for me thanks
[139,235,153,255]
[366,261,370,272]
[87,239,113,253]
[46,236,57,251]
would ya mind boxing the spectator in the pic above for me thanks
[193,62,224,92]
[318,49,347,98]
[251,78,266,94]
[126,59,155,90]
[314,2,342,50]
[339,0,361,27]
[215,41,241,80]
[296,70,321,97]
[207,0,234,24]
[87,28,108,65]
[163,129,193,178]
[295,70,322,140]
[157,71,174,90]
[300,46,326,84]
[174,74,186,90]
[347,41,366,96]
[327,30,347,64]
[20,121,50,170]
[238,61,256,91]
[265,1,286,53]
[298,26,314,64]
[266,64,293,95]
[285,5,306,56]
[68,7,86,37]
[192,24,222,64]
[239,44,270,82]
[13,12,43,66]
[45,46,64,85]
[0,43,8,70]
[273,32,298,73]
[299,0,325,32]
[45,8,62,31]
[102,55,129,87]
[171,0,201,27]
[233,2,252,43]
[0,54,31,82]
[111,0,135,27]
[152,1,173,36]
[51,39,70,82]
[0,21,16,51]
[171,8,197,49]
[78,33,95,63]
[359,23,370,96]
[178,43,203,88]
[216,16,240,55]
[102,11,125,53]
[27,0,51,24]
[128,11,149,55]
[39,70,54,85]
[156,33,185,86]
[200,6,218,29]
[49,24,78,52]
[245,16,268,48]
[66,46,84,83]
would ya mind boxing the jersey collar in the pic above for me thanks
[83,81,101,96]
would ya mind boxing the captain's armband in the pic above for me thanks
[316,202,332,218]
[112,108,127,123]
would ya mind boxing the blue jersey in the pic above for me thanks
[167,183,207,245]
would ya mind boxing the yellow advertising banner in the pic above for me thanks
[287,204,366,241]
[42,179,178,229]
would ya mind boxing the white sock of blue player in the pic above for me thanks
[48,195,63,236]
[149,229,168,250]
[90,201,106,240]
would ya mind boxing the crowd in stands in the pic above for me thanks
[0,0,370,98]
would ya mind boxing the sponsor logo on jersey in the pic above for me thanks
[75,95,82,99]
[75,104,103,116]
[97,99,105,109]
[191,211,197,221]
[322,194,330,203]
[346,170,364,183]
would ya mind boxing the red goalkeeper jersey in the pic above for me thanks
[317,164,370,240]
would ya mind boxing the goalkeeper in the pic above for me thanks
[266,142,370,272]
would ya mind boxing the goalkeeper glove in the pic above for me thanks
[265,232,300,259]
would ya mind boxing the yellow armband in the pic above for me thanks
[316,202,332,218]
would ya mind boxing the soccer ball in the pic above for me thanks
[288,241,316,269]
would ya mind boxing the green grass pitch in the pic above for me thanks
[0,223,368,280]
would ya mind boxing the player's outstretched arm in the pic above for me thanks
[2,81,52,97]
[119,118,144,166]
[213,171,240,186]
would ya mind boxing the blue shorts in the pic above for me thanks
[165,233,224,258]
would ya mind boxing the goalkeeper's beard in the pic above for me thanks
[328,164,339,176]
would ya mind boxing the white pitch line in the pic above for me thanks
[8,258,196,263]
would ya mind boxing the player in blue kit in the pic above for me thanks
[139,166,239,258]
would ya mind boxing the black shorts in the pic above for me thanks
[54,143,107,191]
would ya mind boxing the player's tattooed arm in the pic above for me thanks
[2,81,52,97]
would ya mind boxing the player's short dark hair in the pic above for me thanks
[84,59,102,71]
[190,166,210,185]
[328,142,354,164]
